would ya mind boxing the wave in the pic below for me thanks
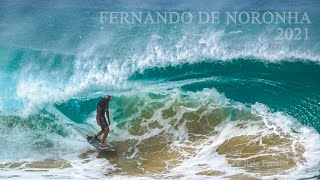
[1,3,320,178]
[1,31,320,114]
[1,88,320,179]
[2,44,319,132]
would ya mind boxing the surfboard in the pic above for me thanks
[87,136,116,152]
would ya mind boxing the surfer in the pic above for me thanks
[92,95,112,147]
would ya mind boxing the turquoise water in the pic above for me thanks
[131,60,320,129]
[0,0,320,179]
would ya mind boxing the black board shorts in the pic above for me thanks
[99,116,109,130]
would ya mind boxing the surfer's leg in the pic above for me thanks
[95,130,104,138]
[95,117,106,139]
[100,127,109,147]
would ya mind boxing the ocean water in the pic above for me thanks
[0,0,320,179]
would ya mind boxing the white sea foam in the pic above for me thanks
[2,87,320,179]
[163,99,320,179]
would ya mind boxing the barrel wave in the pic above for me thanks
[0,0,320,179]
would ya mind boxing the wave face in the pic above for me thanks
[1,0,320,179]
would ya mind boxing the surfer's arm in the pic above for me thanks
[106,110,110,125]
[96,106,101,125]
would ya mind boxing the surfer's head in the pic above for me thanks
[106,95,112,101]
